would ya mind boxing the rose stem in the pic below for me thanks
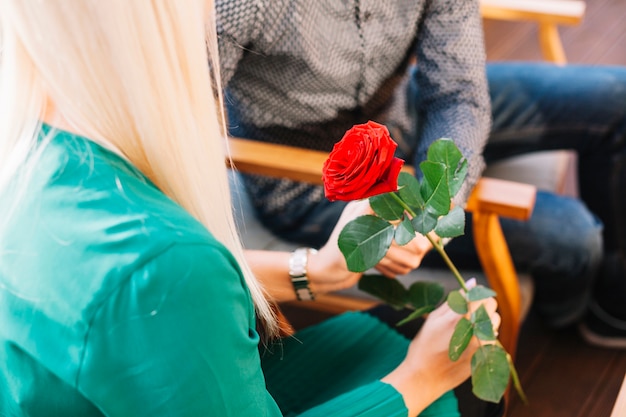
[389,192,469,292]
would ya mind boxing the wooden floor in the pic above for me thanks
[507,311,626,417]
[483,0,626,66]
[484,1,626,416]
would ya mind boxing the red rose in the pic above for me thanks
[322,121,405,202]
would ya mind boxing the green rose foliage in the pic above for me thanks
[338,139,468,272]
[336,138,525,404]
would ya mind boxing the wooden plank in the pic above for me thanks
[538,23,567,64]
[507,316,626,417]
[560,0,626,65]
[481,0,586,63]
[578,354,626,417]
[484,19,543,62]
[472,211,524,360]
[228,137,417,185]
[611,373,626,417]
[481,0,586,25]
[228,137,328,185]
[283,293,379,316]
[466,177,536,221]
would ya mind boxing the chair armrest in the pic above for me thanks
[480,0,586,25]
[466,176,536,220]
[480,0,586,64]
[228,137,329,184]
[228,137,536,217]
[464,177,536,358]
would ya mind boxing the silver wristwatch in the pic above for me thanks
[288,247,317,301]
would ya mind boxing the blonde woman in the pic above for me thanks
[0,1,499,416]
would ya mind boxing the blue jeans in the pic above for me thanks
[237,63,626,327]
[482,63,625,325]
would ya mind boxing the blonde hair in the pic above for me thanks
[0,0,277,334]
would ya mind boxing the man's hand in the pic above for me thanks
[375,233,432,278]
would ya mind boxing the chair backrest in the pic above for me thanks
[480,0,586,64]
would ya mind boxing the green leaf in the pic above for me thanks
[434,205,465,238]
[427,138,463,167]
[449,159,468,197]
[370,193,405,221]
[419,161,450,216]
[467,285,497,302]
[407,281,445,311]
[397,172,424,209]
[427,138,467,197]
[395,306,434,327]
[449,317,473,361]
[447,290,468,314]
[410,208,438,235]
[471,345,510,403]
[394,217,415,246]
[338,215,395,272]
[358,274,408,310]
[472,304,496,341]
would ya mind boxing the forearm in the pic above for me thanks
[245,250,299,302]
[381,360,449,417]
[245,245,361,302]
[414,0,490,206]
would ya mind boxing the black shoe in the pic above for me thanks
[579,300,626,349]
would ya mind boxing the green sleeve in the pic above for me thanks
[77,242,282,417]
[295,381,458,417]
[297,381,407,417]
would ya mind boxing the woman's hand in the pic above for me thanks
[382,280,501,416]
[307,200,371,294]
[246,200,376,301]
[309,199,434,293]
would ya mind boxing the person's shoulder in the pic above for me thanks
[125,239,247,309]
[45,129,212,247]
[0,129,253,390]
[9,128,228,305]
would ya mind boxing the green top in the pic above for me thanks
[0,127,458,416]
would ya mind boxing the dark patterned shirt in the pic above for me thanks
[217,0,490,231]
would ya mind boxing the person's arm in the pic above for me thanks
[76,241,499,417]
[246,200,433,302]
[412,0,491,206]
[216,0,261,85]
[77,242,283,417]
[381,280,501,416]
[216,0,290,86]
[294,282,499,417]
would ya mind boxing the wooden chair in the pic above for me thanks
[226,0,585,401]
[480,0,586,64]
[228,137,536,362]
[228,0,585,394]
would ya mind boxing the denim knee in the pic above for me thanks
[500,191,603,325]
[504,191,602,277]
